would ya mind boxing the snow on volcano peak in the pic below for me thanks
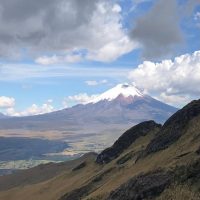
[90,83,144,103]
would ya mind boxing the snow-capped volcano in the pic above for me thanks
[90,83,144,103]
[0,83,178,132]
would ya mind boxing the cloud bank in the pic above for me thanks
[0,0,136,62]
[129,50,200,106]
[5,99,54,116]
[63,93,99,106]
[0,96,15,108]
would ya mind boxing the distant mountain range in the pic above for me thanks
[0,83,177,131]
[0,113,8,119]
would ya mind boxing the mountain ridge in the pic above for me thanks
[0,99,200,200]
[96,120,161,164]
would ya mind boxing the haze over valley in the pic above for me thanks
[0,83,177,172]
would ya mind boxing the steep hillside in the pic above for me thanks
[0,152,97,192]
[0,99,200,200]
[96,120,161,164]
[145,100,200,155]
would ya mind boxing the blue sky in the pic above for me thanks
[0,0,200,116]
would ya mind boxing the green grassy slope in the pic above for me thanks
[0,100,200,200]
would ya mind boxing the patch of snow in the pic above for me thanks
[89,83,144,103]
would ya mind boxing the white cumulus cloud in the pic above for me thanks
[112,4,122,13]
[0,96,15,108]
[6,100,54,116]
[129,50,200,106]
[87,36,137,62]
[85,1,138,62]
[63,93,99,106]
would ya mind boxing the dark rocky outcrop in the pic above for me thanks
[196,146,200,155]
[116,152,134,165]
[72,162,86,171]
[174,160,200,185]
[107,158,200,200]
[145,100,200,155]
[96,121,161,164]
[92,167,115,183]
[106,170,172,200]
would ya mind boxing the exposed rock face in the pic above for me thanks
[174,158,200,185]
[107,170,172,200]
[196,146,200,155]
[96,121,161,164]
[145,100,200,155]
[107,158,200,200]
[72,162,86,171]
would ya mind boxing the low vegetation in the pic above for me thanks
[0,100,200,200]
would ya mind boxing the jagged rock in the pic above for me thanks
[116,152,134,165]
[145,100,200,155]
[106,170,172,200]
[196,146,200,155]
[172,158,200,189]
[96,121,161,164]
[107,159,200,200]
